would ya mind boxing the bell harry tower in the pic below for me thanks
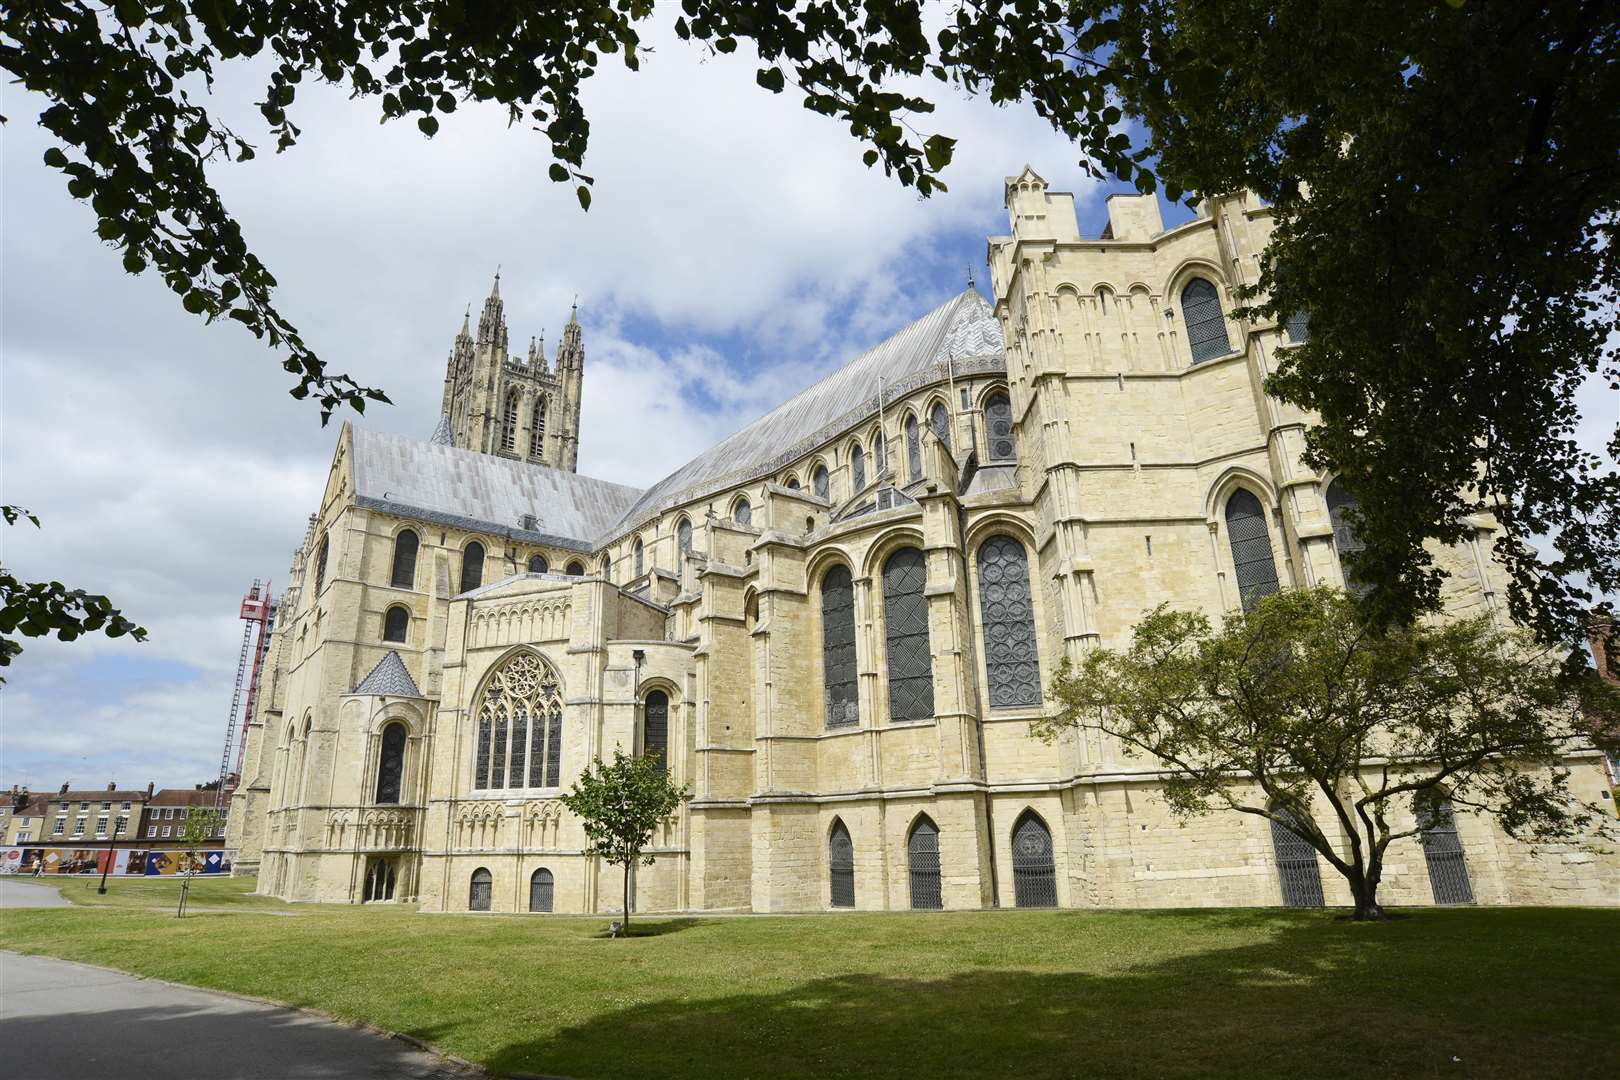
[435,272,585,473]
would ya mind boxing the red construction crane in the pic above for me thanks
[215,580,277,810]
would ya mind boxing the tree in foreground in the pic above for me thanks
[561,750,686,936]
[1037,588,1618,920]
[173,806,226,917]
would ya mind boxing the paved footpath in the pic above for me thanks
[0,880,72,908]
[0,952,482,1080]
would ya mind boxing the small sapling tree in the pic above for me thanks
[561,750,686,936]
[1038,587,1618,920]
[174,806,225,917]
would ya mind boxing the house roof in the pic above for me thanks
[353,650,424,698]
[45,790,150,805]
[604,288,1005,536]
[147,789,217,808]
[351,428,644,550]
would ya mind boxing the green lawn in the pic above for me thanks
[38,874,301,911]
[2,897,1616,1080]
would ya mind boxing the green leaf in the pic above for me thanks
[922,134,956,173]
[417,115,439,136]
[549,163,570,182]
[756,67,786,93]
[576,185,591,211]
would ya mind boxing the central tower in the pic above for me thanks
[436,273,585,472]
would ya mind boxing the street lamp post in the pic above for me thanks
[96,833,116,894]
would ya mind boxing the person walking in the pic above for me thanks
[31,857,45,877]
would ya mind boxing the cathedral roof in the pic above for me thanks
[351,428,644,550]
[606,288,1004,537]
[353,650,423,697]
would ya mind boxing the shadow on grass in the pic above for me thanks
[593,917,702,939]
[458,909,1619,1080]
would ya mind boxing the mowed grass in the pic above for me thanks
[38,874,300,910]
[2,897,1617,1080]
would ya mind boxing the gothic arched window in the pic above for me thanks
[676,518,693,560]
[460,541,485,593]
[528,554,548,574]
[812,464,830,500]
[1269,804,1324,907]
[985,393,1016,462]
[530,396,548,458]
[1225,490,1280,611]
[643,689,669,770]
[1285,310,1311,343]
[633,538,645,577]
[374,722,407,804]
[501,390,521,451]
[1420,800,1475,904]
[883,547,934,721]
[829,819,854,908]
[599,555,613,582]
[929,402,951,452]
[382,605,410,643]
[907,815,942,909]
[905,415,922,481]
[1011,811,1057,908]
[313,532,329,593]
[733,497,752,526]
[1325,480,1368,596]
[821,565,859,729]
[474,652,564,790]
[529,867,554,912]
[786,476,801,491]
[851,443,866,491]
[390,529,419,589]
[469,868,492,911]
[565,560,585,576]
[874,431,887,475]
[977,536,1041,707]
[1181,278,1231,363]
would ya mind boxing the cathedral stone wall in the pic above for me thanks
[226,169,1618,916]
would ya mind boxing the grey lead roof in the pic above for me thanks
[352,428,644,550]
[349,288,1004,550]
[353,650,423,697]
[606,288,1005,536]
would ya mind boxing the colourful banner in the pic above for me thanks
[8,847,233,876]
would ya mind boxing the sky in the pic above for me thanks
[0,26,1115,791]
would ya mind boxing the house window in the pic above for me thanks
[113,816,128,835]
[383,605,410,643]
[529,868,554,912]
[883,547,934,721]
[1011,812,1057,908]
[1225,490,1280,611]
[929,402,951,451]
[469,868,492,911]
[461,541,485,593]
[1181,278,1231,363]
[985,392,1016,462]
[72,818,86,837]
[53,818,65,836]
[95,817,109,837]
[147,825,158,838]
[977,536,1041,707]
[907,816,942,910]
[390,530,419,589]
[821,565,859,729]
[474,652,564,790]
[120,802,130,811]
[375,723,407,804]
[905,415,922,481]
[161,826,171,838]
[642,690,669,770]
[812,464,830,500]
[313,532,329,592]
[829,820,855,908]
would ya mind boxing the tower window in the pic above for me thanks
[461,541,485,593]
[985,393,1016,462]
[643,689,669,770]
[382,605,410,643]
[530,396,548,458]
[501,390,521,451]
[977,536,1041,707]
[1225,490,1280,611]
[390,529,419,590]
[374,722,407,804]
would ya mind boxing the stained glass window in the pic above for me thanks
[1181,279,1231,363]
[821,566,859,729]
[474,652,565,790]
[883,547,934,721]
[977,536,1041,707]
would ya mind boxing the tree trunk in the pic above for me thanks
[622,859,631,937]
[1348,871,1385,921]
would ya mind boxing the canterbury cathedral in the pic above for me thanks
[226,169,1617,913]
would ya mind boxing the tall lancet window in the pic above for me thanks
[851,443,867,491]
[474,652,564,790]
[530,397,547,458]
[501,390,521,451]
[905,415,922,481]
[929,402,951,451]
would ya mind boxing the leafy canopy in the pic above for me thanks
[5,0,1615,652]
[1039,587,1617,918]
[562,749,685,932]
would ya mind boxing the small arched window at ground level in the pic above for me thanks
[530,867,554,912]
[374,722,407,804]
[829,820,855,908]
[469,868,492,911]
[643,689,669,770]
[985,393,1016,462]
[382,605,410,643]
[1181,278,1231,364]
[390,529,419,589]
[1420,801,1475,905]
[1011,812,1056,908]
[364,857,396,902]
[1268,805,1324,908]
[1224,490,1280,611]
[908,817,942,910]
[461,541,485,593]
[528,554,548,574]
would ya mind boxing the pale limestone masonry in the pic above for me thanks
[227,169,1618,914]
